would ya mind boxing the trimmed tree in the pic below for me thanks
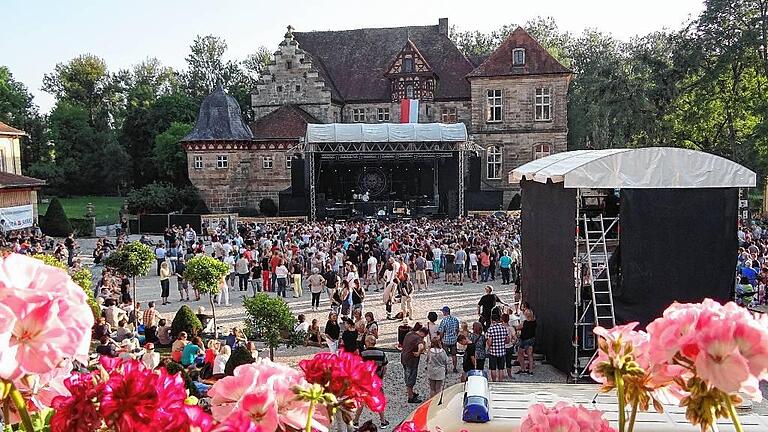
[104,242,154,315]
[183,255,229,338]
[41,197,73,236]
[243,293,297,360]
[171,304,203,338]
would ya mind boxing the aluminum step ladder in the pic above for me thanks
[583,214,617,329]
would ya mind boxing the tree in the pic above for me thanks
[170,304,203,338]
[183,35,241,99]
[243,293,297,360]
[183,255,229,338]
[104,242,154,314]
[0,66,48,170]
[125,182,199,214]
[40,197,73,236]
[152,122,193,183]
[42,54,117,130]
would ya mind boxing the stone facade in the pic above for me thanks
[184,20,572,213]
[185,143,292,213]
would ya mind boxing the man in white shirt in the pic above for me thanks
[365,254,379,291]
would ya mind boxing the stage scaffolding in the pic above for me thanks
[298,123,482,221]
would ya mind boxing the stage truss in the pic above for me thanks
[294,138,482,220]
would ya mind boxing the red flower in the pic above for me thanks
[50,372,102,432]
[300,351,386,412]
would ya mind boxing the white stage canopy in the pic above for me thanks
[510,147,756,189]
[305,123,468,143]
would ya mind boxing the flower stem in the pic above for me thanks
[614,370,626,432]
[8,383,34,432]
[725,397,744,432]
[306,399,316,432]
[627,396,639,432]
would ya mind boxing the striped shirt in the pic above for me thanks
[143,308,160,327]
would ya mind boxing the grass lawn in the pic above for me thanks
[39,196,125,226]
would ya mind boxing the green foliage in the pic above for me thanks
[243,293,297,359]
[183,255,229,296]
[224,345,255,376]
[103,241,154,278]
[0,66,48,171]
[170,304,203,339]
[259,198,278,217]
[125,182,199,214]
[40,197,73,236]
[32,253,67,270]
[152,122,193,183]
[69,217,95,237]
[162,360,198,396]
[38,196,125,226]
[72,267,100,321]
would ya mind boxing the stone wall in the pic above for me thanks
[252,33,334,123]
[187,149,292,213]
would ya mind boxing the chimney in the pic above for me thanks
[438,18,448,36]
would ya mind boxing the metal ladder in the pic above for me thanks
[583,214,617,329]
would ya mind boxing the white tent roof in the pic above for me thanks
[510,147,756,188]
[305,123,468,143]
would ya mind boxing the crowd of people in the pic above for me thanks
[736,221,768,308]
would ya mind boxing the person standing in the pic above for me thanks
[154,241,167,276]
[437,306,460,373]
[398,275,414,319]
[323,312,341,353]
[516,307,537,375]
[458,333,476,382]
[236,254,250,292]
[159,261,171,305]
[291,258,303,298]
[414,252,427,291]
[354,335,389,428]
[485,313,510,382]
[274,259,289,298]
[261,254,271,292]
[426,338,449,397]
[365,253,380,292]
[400,325,429,404]
[307,268,326,311]
[216,274,230,306]
[499,250,512,285]
[479,248,491,283]
[64,234,77,267]
[477,285,506,329]
[469,322,487,370]
[454,246,466,286]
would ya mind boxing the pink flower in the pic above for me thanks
[208,360,325,431]
[590,322,649,384]
[520,403,616,432]
[300,351,386,412]
[50,372,103,432]
[0,254,94,380]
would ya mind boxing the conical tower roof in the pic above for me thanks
[181,85,253,141]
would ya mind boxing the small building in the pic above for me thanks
[0,122,45,230]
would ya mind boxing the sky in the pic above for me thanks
[1,0,705,113]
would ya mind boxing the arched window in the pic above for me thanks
[406,85,414,99]
[486,146,502,180]
[533,143,551,160]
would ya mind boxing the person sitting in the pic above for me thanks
[114,319,134,342]
[226,327,247,349]
[181,337,204,367]
[171,332,189,363]
[93,317,112,341]
[95,336,118,358]
[246,341,261,360]
[212,345,231,378]
[141,343,161,370]
[156,319,172,347]
[118,339,138,361]
[187,368,211,397]
[340,318,359,354]
[306,319,324,347]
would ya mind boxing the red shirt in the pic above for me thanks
[270,255,282,272]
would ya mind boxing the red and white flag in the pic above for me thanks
[400,99,419,123]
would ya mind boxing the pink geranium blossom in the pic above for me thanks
[520,402,616,432]
[300,351,386,412]
[208,360,326,431]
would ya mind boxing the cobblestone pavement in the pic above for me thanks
[78,234,768,425]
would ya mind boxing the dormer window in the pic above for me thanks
[404,57,414,73]
[406,85,415,99]
[513,48,525,66]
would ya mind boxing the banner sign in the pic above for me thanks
[0,204,34,231]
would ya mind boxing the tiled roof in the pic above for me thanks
[293,25,475,101]
[0,122,25,136]
[0,172,45,189]
[181,86,254,142]
[251,105,320,139]
[466,27,572,78]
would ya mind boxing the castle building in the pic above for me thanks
[183,18,571,216]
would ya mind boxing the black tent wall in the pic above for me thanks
[615,188,738,327]
[520,179,576,373]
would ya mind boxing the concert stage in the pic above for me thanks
[297,123,482,220]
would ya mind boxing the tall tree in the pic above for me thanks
[152,122,193,184]
[183,35,241,98]
[0,66,48,170]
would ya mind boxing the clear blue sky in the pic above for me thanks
[2,0,704,113]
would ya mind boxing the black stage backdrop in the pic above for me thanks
[520,180,576,373]
[616,188,738,327]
